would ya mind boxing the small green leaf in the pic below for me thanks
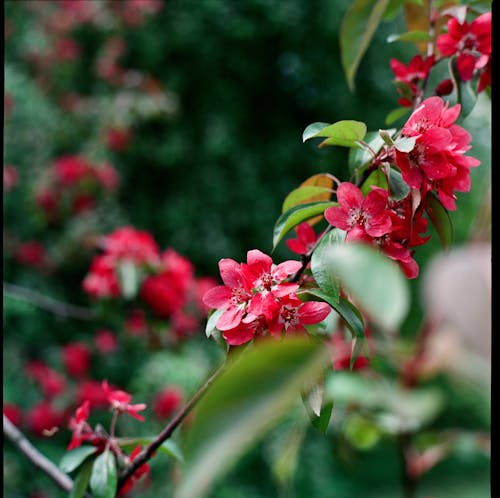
[340,0,391,91]
[385,107,411,125]
[69,459,94,498]
[89,450,117,498]
[393,135,417,153]
[272,201,337,250]
[324,243,409,332]
[344,414,381,450]
[360,168,388,196]
[60,446,98,474]
[303,120,367,148]
[348,129,395,174]
[425,192,453,248]
[387,30,432,43]
[304,290,365,340]
[350,336,368,370]
[174,336,331,498]
[379,129,395,146]
[282,186,333,213]
[159,440,185,463]
[310,229,346,303]
[117,260,140,300]
[385,165,410,200]
[302,122,332,142]
[116,437,185,463]
[302,381,333,434]
[205,308,224,338]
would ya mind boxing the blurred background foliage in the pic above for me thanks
[3,1,490,497]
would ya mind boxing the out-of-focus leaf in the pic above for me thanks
[89,450,117,498]
[425,192,453,248]
[450,58,479,122]
[60,446,98,474]
[348,129,395,175]
[385,106,411,125]
[323,243,409,332]
[340,0,391,91]
[303,120,367,147]
[117,260,140,300]
[383,0,405,20]
[302,381,333,434]
[282,186,333,213]
[116,437,184,463]
[343,414,381,450]
[272,201,337,250]
[69,459,94,498]
[403,1,430,54]
[310,229,346,304]
[173,336,330,498]
[387,30,432,43]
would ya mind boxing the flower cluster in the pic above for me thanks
[203,249,331,346]
[324,96,479,279]
[390,9,491,107]
[34,154,120,222]
[83,226,218,341]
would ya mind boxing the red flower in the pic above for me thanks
[26,361,66,399]
[102,381,147,421]
[82,255,121,298]
[437,12,491,81]
[286,222,318,255]
[27,402,65,437]
[67,401,91,450]
[153,387,183,420]
[3,403,23,426]
[125,308,148,336]
[62,342,91,378]
[101,226,160,266]
[390,54,435,85]
[105,127,132,152]
[324,183,392,241]
[95,329,118,354]
[3,165,18,191]
[35,189,59,218]
[194,276,220,314]
[53,155,92,186]
[14,241,48,269]
[95,162,120,190]
[76,380,108,409]
[267,294,331,336]
[72,194,95,214]
[329,333,369,371]
[118,445,151,496]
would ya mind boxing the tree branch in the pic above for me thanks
[3,414,91,496]
[116,361,227,492]
[3,282,97,321]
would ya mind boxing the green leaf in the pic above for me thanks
[116,437,185,463]
[282,186,333,213]
[348,129,395,174]
[350,336,368,369]
[303,120,367,148]
[302,381,333,434]
[323,243,409,332]
[302,122,332,142]
[343,414,382,450]
[393,135,417,153]
[60,446,98,474]
[174,336,331,498]
[387,30,432,43]
[340,0,391,91]
[304,290,365,340]
[117,260,140,300]
[89,450,117,498]
[385,106,411,125]
[450,58,478,122]
[69,459,94,498]
[310,229,346,304]
[205,308,224,338]
[272,201,337,250]
[425,192,453,248]
[360,168,388,196]
[385,165,410,201]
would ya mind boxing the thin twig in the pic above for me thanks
[3,282,97,321]
[116,361,227,492]
[3,414,90,495]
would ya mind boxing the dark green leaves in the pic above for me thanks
[272,201,337,250]
[303,120,367,147]
[69,460,94,498]
[320,243,409,332]
[60,446,98,474]
[89,450,117,498]
[340,0,391,91]
[425,192,453,248]
[174,337,330,498]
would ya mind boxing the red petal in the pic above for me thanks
[202,285,231,308]
[298,302,331,324]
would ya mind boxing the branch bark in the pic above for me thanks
[3,282,97,321]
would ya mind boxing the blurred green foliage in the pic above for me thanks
[3,1,490,497]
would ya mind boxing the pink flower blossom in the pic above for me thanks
[153,387,183,420]
[286,222,318,255]
[102,381,147,421]
[62,342,91,378]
